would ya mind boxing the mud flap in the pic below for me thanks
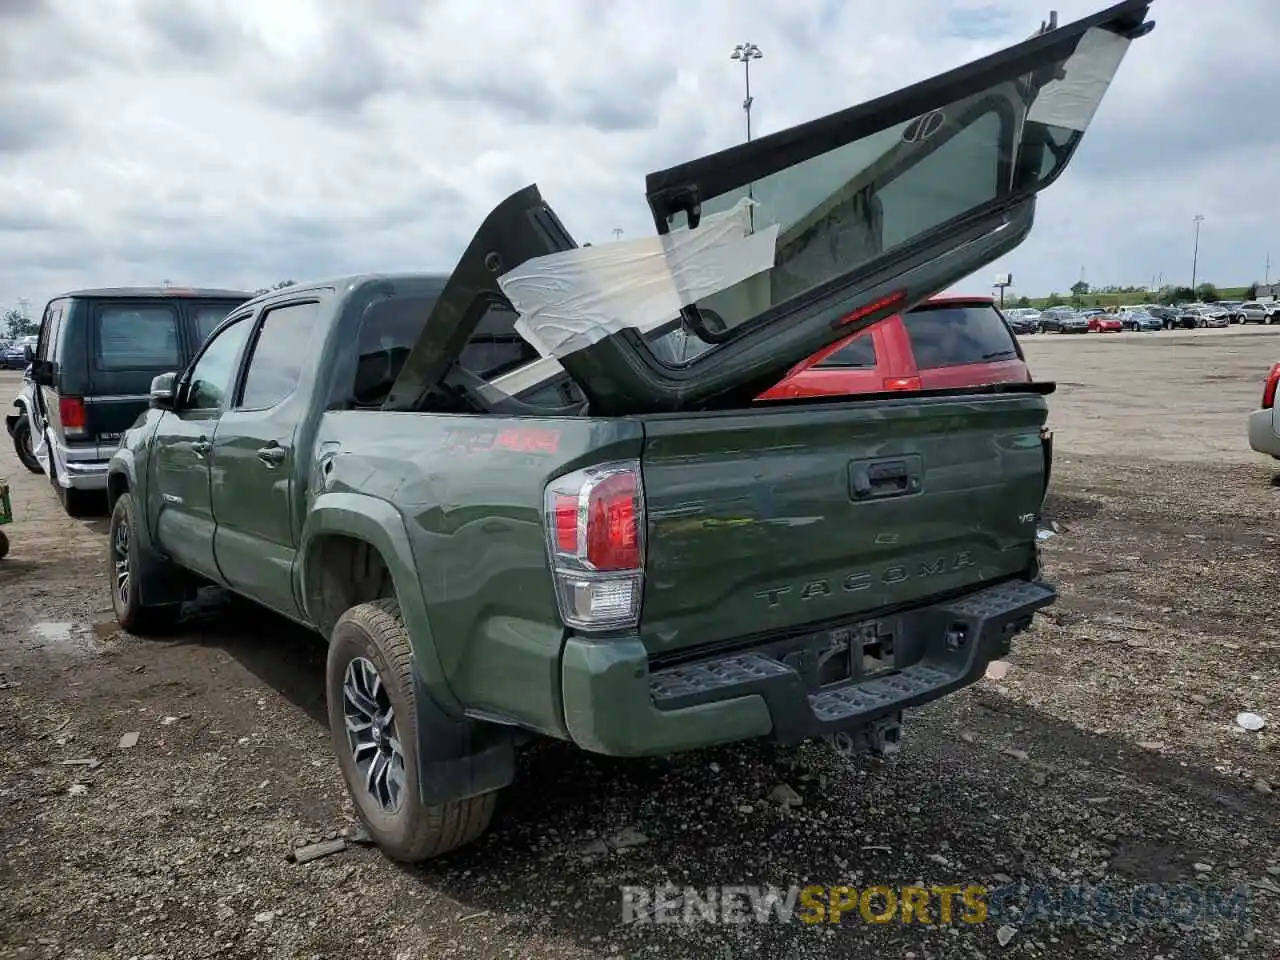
[413,674,516,805]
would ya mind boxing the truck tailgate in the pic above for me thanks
[638,390,1049,659]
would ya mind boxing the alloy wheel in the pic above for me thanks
[342,656,408,814]
[111,516,130,609]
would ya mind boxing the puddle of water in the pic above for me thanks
[26,621,108,655]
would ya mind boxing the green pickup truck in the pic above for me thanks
[105,2,1152,861]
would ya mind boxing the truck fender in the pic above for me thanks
[300,492,516,805]
[106,452,193,606]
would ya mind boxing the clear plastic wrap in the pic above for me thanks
[497,197,779,359]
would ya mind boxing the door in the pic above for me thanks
[506,0,1152,414]
[29,301,61,466]
[88,299,187,457]
[210,299,324,620]
[149,315,253,581]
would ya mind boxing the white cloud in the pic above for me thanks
[1,0,1276,317]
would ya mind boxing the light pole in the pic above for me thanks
[1190,214,1205,294]
[730,42,763,143]
[612,228,623,242]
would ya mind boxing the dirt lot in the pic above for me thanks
[1,327,1278,960]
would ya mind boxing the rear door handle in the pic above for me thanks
[191,438,211,458]
[257,443,286,467]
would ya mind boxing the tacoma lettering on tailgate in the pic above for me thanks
[755,551,975,608]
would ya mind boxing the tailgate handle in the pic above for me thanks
[850,456,922,501]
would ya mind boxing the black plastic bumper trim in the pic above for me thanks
[648,579,1055,744]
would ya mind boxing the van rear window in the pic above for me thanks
[97,305,180,369]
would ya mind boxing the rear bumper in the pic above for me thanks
[49,439,109,490]
[1248,408,1280,458]
[560,579,1055,756]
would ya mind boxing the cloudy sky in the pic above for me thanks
[1,0,1274,317]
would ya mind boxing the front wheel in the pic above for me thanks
[327,599,498,862]
[11,416,41,474]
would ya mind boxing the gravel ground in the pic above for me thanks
[0,327,1278,960]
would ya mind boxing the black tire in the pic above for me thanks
[327,599,498,862]
[49,461,103,517]
[11,416,41,474]
[0,530,8,560]
[108,494,180,634]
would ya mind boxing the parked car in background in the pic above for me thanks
[1238,302,1271,324]
[1219,301,1245,323]
[1041,308,1088,334]
[1,337,34,369]
[1147,305,1189,329]
[758,295,1031,400]
[1265,302,1280,323]
[1186,303,1229,328]
[1118,308,1162,331]
[1088,313,1123,333]
[5,286,251,516]
[1003,307,1042,334]
[1247,361,1280,460]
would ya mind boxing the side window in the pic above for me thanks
[44,307,64,364]
[97,304,181,369]
[188,318,251,410]
[35,305,55,360]
[902,304,1019,369]
[48,308,65,363]
[815,331,877,368]
[239,302,321,410]
[193,305,238,346]
[350,294,436,407]
[458,301,539,380]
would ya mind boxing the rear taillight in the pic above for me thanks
[544,460,644,631]
[59,396,86,436]
[883,376,922,391]
[1262,363,1280,410]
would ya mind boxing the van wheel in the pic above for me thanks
[0,530,8,560]
[49,462,102,518]
[108,494,179,634]
[327,599,498,862]
[12,416,42,474]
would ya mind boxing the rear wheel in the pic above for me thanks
[0,530,8,560]
[327,599,498,862]
[108,494,180,634]
[11,416,41,474]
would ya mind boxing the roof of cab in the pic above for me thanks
[238,273,451,307]
[56,286,253,300]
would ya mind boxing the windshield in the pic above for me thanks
[654,29,1130,350]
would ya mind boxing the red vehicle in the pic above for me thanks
[1087,314,1123,333]
[759,295,1030,400]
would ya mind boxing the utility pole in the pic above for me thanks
[730,42,763,143]
[612,228,623,242]
[731,42,762,233]
[1190,214,1205,293]
[1266,252,1271,287]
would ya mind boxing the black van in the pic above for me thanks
[6,287,251,516]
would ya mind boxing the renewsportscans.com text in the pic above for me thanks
[620,883,1252,927]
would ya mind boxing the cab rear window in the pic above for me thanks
[96,305,180,369]
[902,303,1020,369]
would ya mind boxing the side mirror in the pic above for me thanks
[149,372,178,410]
[23,344,34,362]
